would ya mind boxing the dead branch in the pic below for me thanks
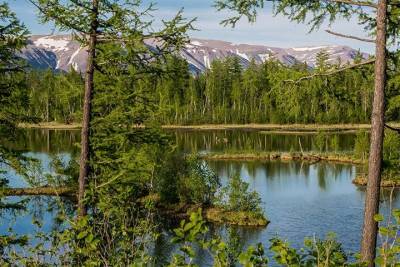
[284,58,375,83]
[385,123,400,134]
[329,0,377,8]
[1,186,75,196]
[326,29,375,43]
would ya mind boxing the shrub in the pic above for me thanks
[383,130,400,161]
[216,174,263,215]
[177,155,220,205]
[157,154,220,205]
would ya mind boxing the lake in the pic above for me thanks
[1,128,397,264]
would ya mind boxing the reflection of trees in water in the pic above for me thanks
[171,130,357,154]
[0,129,80,155]
[1,196,75,236]
[208,160,354,192]
[356,186,400,205]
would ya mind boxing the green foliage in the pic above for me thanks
[24,54,399,125]
[383,130,400,161]
[157,154,220,205]
[216,174,263,215]
[330,134,340,153]
[170,210,353,267]
[0,2,31,134]
[169,209,209,266]
[374,209,400,266]
[27,68,84,123]
[354,130,370,160]
[238,243,268,267]
[170,209,268,267]
[177,156,220,205]
[270,233,347,266]
[214,0,400,48]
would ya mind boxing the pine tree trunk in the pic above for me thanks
[78,0,99,217]
[360,0,387,265]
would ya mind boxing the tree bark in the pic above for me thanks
[360,0,387,265]
[78,0,99,217]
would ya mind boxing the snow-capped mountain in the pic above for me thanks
[21,34,369,73]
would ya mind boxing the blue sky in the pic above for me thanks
[8,0,375,53]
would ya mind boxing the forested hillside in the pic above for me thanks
[25,51,400,125]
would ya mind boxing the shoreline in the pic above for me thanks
[19,122,400,131]
[352,176,400,187]
[162,123,375,131]
[201,152,366,165]
[18,122,81,129]
[18,122,400,134]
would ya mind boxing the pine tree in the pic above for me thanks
[31,0,192,216]
[0,3,29,133]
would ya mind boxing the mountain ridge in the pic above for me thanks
[20,34,369,73]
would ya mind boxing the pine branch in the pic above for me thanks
[28,0,89,34]
[284,58,375,83]
[325,29,376,43]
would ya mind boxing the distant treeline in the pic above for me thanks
[25,51,400,125]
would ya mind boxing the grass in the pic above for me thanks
[18,122,81,129]
[353,175,400,187]
[204,208,269,226]
[163,122,399,131]
[201,151,366,165]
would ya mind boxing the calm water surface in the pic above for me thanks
[1,128,397,264]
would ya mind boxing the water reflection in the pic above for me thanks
[1,129,398,263]
[2,128,357,155]
[207,160,399,254]
[169,129,357,153]
[1,128,80,155]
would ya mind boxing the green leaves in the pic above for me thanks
[238,243,268,267]
[374,214,384,222]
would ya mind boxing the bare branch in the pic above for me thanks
[329,0,378,8]
[385,123,400,134]
[284,58,375,83]
[326,29,376,43]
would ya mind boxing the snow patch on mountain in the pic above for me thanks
[34,36,70,52]
[291,46,332,52]
[68,47,82,66]
[236,49,249,61]
[191,40,203,46]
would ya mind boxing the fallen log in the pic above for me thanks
[1,186,75,197]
